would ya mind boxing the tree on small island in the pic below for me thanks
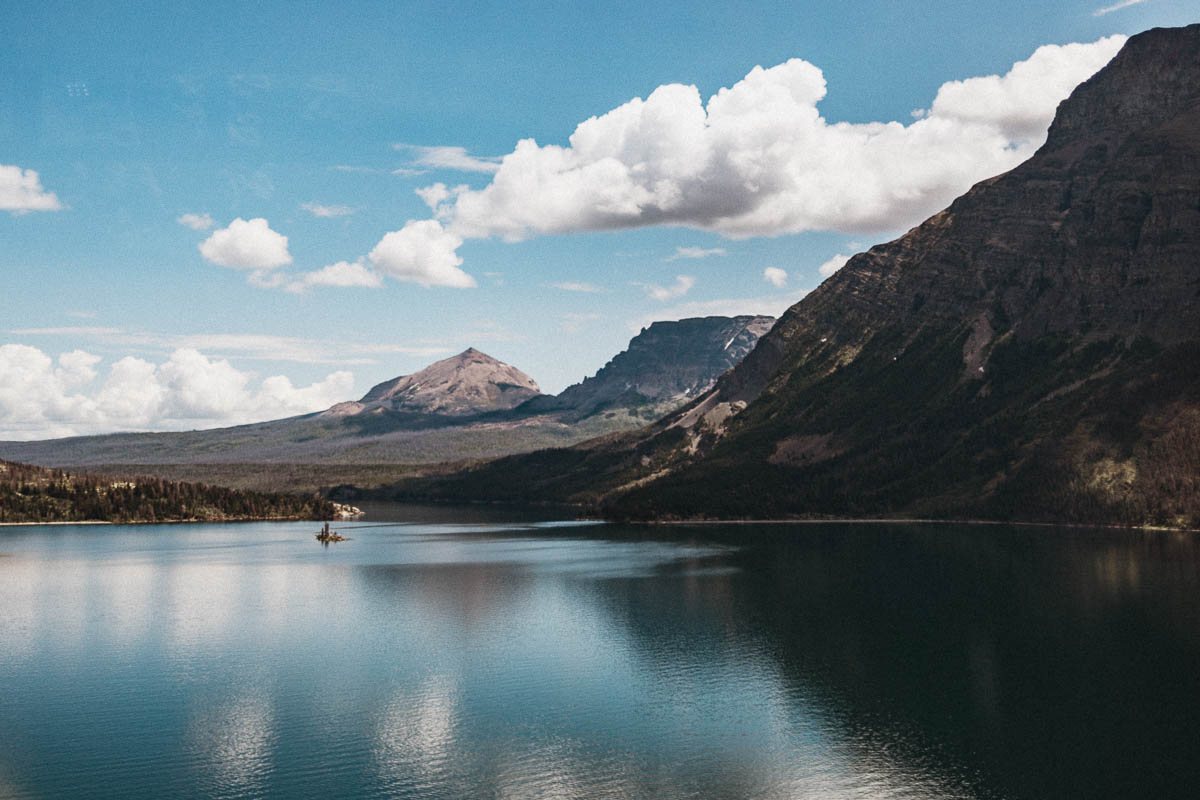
[316,521,349,543]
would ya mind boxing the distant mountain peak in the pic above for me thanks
[356,348,541,417]
[522,314,775,419]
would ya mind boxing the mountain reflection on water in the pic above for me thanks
[0,510,1198,799]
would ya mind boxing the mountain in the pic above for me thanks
[377,25,1200,527]
[523,316,774,419]
[346,348,541,416]
[0,317,773,488]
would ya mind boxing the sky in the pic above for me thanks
[2,0,1197,439]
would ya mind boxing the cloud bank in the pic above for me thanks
[0,345,353,440]
[373,36,1125,284]
[1,164,63,214]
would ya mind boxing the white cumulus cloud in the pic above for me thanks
[818,253,851,278]
[367,220,476,288]
[926,39,1127,141]
[177,212,215,230]
[0,345,354,439]
[199,217,292,270]
[0,164,63,214]
[398,36,1125,273]
[763,266,788,287]
[285,261,383,293]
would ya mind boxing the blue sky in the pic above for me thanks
[1,0,1196,438]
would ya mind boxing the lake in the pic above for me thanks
[1,506,1198,799]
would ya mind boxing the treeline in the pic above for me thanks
[0,459,334,523]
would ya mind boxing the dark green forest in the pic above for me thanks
[0,459,334,523]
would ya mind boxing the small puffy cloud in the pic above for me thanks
[818,253,850,278]
[667,246,727,261]
[763,266,788,287]
[199,217,292,270]
[368,219,476,288]
[0,344,354,439]
[285,260,383,293]
[1093,0,1145,16]
[0,164,63,214]
[547,281,605,293]
[638,274,695,301]
[177,212,214,230]
[301,202,354,218]
[397,144,502,174]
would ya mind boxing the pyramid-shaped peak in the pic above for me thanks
[358,348,541,415]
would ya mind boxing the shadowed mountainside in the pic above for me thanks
[367,25,1200,527]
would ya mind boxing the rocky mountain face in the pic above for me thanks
[340,348,542,417]
[522,316,775,418]
[386,26,1200,527]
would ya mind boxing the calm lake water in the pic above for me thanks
[1,506,1198,799]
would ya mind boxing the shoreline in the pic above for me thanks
[639,516,1199,533]
[0,520,113,527]
[0,515,326,527]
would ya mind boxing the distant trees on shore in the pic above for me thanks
[0,459,334,523]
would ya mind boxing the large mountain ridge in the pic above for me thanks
[378,25,1200,527]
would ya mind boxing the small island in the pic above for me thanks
[316,521,349,543]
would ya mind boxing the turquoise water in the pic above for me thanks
[1,509,1198,799]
